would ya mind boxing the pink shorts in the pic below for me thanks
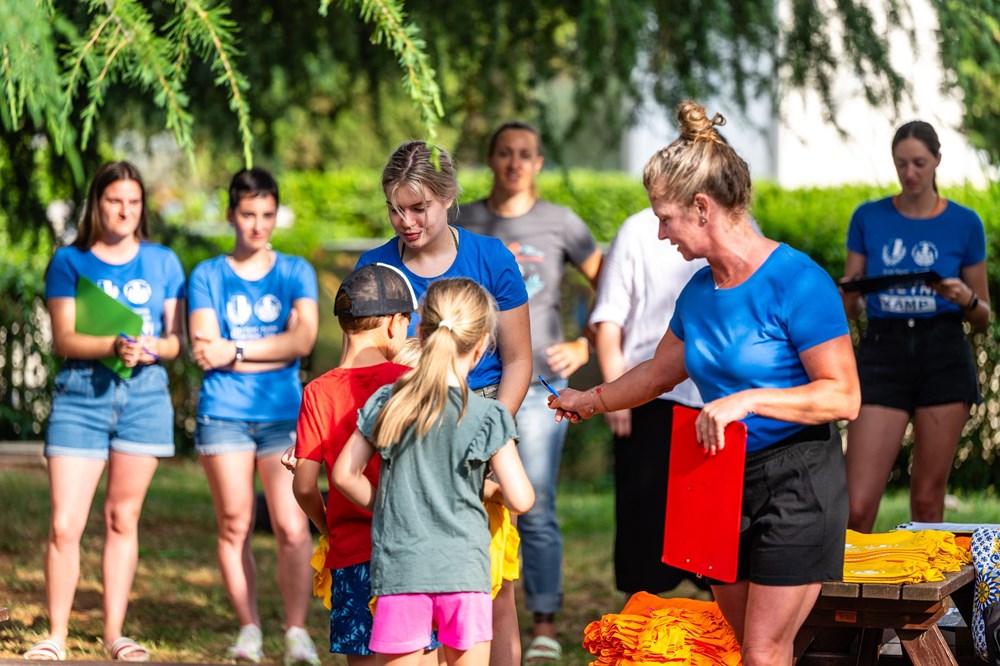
[369,592,492,653]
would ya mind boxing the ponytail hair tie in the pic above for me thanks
[437,319,454,331]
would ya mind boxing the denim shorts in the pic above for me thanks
[194,415,296,457]
[45,361,175,460]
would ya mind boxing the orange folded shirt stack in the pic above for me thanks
[582,591,742,666]
[843,529,971,584]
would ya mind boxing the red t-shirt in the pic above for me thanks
[295,362,409,569]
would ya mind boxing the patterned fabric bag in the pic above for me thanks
[970,527,1000,661]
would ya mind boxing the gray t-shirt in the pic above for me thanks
[357,384,518,595]
[458,199,598,377]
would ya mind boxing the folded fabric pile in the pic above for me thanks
[582,591,742,666]
[843,529,971,584]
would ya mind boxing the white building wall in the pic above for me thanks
[624,0,992,188]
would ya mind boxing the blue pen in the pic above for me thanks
[538,375,560,398]
[119,333,159,361]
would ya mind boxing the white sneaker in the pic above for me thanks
[227,624,263,663]
[284,627,320,666]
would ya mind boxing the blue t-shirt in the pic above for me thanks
[188,252,318,421]
[847,197,986,319]
[45,242,185,338]
[669,244,849,452]
[356,226,528,390]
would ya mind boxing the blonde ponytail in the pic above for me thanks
[370,278,498,448]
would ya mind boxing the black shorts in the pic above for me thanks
[857,314,980,413]
[712,424,848,586]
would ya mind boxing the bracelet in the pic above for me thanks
[594,385,610,412]
[967,292,979,312]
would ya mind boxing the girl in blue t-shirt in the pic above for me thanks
[841,121,989,533]
[332,277,534,666]
[27,161,185,662]
[355,140,532,665]
[188,168,320,665]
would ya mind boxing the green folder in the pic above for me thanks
[75,276,144,379]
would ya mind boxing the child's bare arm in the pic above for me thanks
[292,458,327,535]
[489,439,534,514]
[332,429,378,511]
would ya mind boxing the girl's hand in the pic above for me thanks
[115,335,143,368]
[191,331,237,370]
[482,477,503,502]
[932,277,975,308]
[545,338,589,378]
[695,393,752,455]
[137,336,160,365]
[547,387,595,424]
[280,446,297,472]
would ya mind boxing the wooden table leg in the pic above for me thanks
[897,625,957,665]
[856,628,883,665]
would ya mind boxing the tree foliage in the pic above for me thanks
[932,0,1000,166]
[0,0,442,244]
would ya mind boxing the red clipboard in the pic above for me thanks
[662,405,747,583]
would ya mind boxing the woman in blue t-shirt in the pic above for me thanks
[841,121,989,533]
[26,161,185,662]
[356,140,532,666]
[549,101,860,666]
[188,168,320,665]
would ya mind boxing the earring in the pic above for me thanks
[699,214,706,226]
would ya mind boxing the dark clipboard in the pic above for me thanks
[839,270,941,294]
[75,276,144,379]
[662,405,747,583]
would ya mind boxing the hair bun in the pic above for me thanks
[676,100,726,144]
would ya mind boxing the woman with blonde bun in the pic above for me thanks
[548,101,860,666]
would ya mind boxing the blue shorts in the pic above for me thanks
[329,562,376,656]
[328,562,439,656]
[45,361,175,460]
[194,415,296,457]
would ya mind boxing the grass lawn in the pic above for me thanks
[1,457,998,662]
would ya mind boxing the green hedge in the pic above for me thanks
[3,171,1000,491]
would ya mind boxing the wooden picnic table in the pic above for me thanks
[794,565,976,665]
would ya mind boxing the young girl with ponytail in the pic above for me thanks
[333,277,534,666]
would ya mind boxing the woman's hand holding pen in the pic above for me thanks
[547,387,596,424]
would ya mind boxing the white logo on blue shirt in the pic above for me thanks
[123,279,152,305]
[227,295,253,326]
[97,279,120,299]
[254,295,282,323]
[881,238,907,267]
[912,241,938,267]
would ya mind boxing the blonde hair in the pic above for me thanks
[392,337,422,367]
[642,100,752,214]
[381,140,460,216]
[370,278,498,448]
